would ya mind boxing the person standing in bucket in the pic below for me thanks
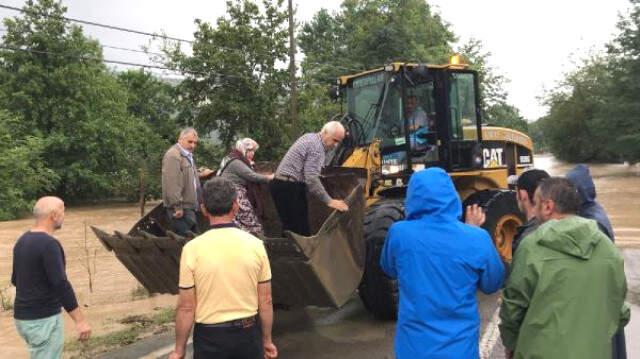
[270,121,349,236]
[218,138,274,236]
[12,196,91,359]
[162,127,213,236]
[169,178,276,359]
[380,168,504,358]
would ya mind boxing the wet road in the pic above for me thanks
[101,292,501,359]
[101,155,640,358]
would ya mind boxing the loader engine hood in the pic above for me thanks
[405,167,462,222]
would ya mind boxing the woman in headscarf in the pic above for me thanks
[218,138,273,235]
[566,164,626,359]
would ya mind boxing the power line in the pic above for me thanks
[1,26,165,57]
[0,4,289,62]
[0,3,194,44]
[0,2,373,77]
[102,44,164,58]
[0,44,213,77]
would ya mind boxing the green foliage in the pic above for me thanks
[536,0,640,163]
[527,120,549,153]
[458,39,528,133]
[0,111,58,220]
[296,0,457,134]
[484,102,528,134]
[162,0,291,160]
[298,0,454,82]
[0,0,173,215]
[116,70,177,200]
[297,2,527,135]
[1,0,119,198]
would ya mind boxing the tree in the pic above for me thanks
[538,56,617,162]
[299,0,455,82]
[297,2,531,135]
[606,0,640,162]
[0,0,164,202]
[162,0,290,159]
[0,110,58,220]
[458,39,528,133]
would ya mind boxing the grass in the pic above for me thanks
[65,307,175,358]
[130,285,152,300]
[0,286,13,311]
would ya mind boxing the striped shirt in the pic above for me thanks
[275,133,331,204]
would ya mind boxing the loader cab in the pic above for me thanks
[338,60,483,179]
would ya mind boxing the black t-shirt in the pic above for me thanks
[11,231,79,320]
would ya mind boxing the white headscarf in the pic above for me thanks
[235,138,259,158]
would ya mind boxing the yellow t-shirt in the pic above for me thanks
[178,225,271,324]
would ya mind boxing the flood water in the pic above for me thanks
[535,154,640,247]
[1,154,640,358]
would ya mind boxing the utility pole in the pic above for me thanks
[288,0,298,137]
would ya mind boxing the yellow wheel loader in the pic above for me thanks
[92,57,534,320]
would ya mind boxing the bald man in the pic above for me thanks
[12,197,91,358]
[270,121,349,236]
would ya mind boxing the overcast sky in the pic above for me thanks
[0,0,632,120]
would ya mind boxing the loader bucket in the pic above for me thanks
[91,168,366,308]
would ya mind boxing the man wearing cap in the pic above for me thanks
[511,169,550,254]
[169,178,276,359]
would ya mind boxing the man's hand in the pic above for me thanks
[264,339,278,358]
[173,208,184,219]
[465,204,485,227]
[168,350,185,359]
[75,319,91,341]
[328,199,349,212]
[267,173,275,181]
[199,167,214,178]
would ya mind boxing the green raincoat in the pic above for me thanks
[499,215,630,359]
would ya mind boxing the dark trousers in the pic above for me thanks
[165,208,197,236]
[193,323,263,359]
[269,179,311,236]
[612,328,627,359]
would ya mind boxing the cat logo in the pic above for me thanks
[483,148,504,168]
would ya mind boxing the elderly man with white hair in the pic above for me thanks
[162,127,213,235]
[270,121,349,236]
[12,196,91,358]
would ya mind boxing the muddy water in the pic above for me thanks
[1,155,640,358]
[535,154,640,247]
[0,202,175,359]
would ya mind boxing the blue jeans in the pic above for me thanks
[166,208,197,235]
[15,313,63,359]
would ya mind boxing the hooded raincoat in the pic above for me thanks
[567,164,627,359]
[380,168,504,359]
[566,164,615,240]
[500,216,629,359]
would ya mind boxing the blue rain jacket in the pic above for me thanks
[380,168,504,359]
[566,164,615,241]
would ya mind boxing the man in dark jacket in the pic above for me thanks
[380,168,504,358]
[567,164,626,359]
[12,197,91,358]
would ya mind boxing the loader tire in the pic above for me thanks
[358,199,404,320]
[463,190,525,263]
